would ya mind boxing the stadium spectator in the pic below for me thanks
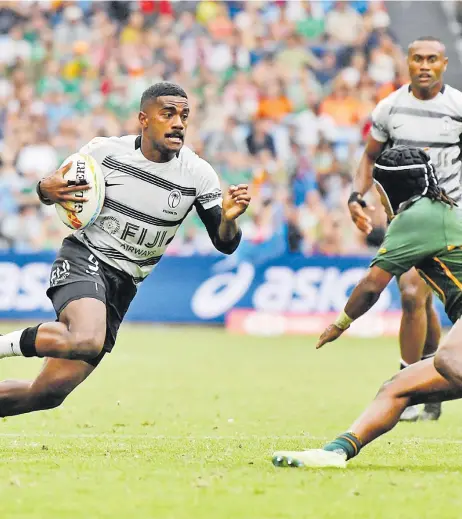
[1,0,401,255]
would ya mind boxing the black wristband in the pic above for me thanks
[348,191,367,208]
[36,180,54,206]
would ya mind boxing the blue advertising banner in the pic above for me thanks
[0,252,451,327]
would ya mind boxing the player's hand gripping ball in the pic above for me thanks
[52,153,105,230]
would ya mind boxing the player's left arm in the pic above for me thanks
[194,157,250,254]
[316,266,393,349]
[195,184,250,254]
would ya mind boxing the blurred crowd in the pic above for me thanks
[0,0,407,258]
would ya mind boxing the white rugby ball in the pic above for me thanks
[56,152,105,230]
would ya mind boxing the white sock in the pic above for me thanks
[0,330,25,358]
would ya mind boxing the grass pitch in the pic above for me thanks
[0,325,462,519]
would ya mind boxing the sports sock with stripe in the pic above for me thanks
[323,432,362,460]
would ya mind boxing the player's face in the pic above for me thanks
[408,41,448,90]
[139,96,189,158]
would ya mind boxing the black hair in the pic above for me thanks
[140,82,188,110]
[408,36,446,52]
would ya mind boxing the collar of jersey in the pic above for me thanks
[134,135,181,169]
[407,83,446,97]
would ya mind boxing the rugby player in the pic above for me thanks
[273,146,462,468]
[0,82,250,417]
[348,36,462,421]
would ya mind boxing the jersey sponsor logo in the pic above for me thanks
[168,189,181,208]
[100,216,120,235]
[120,244,158,257]
[120,224,169,248]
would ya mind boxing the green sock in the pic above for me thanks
[323,432,362,460]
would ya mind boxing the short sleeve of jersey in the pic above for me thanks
[79,136,133,179]
[78,137,114,174]
[370,204,444,277]
[370,232,417,278]
[370,99,390,143]
[194,157,223,210]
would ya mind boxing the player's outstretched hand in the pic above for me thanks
[316,324,345,349]
[222,184,251,221]
[348,201,375,235]
[39,162,91,209]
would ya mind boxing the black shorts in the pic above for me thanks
[46,235,137,366]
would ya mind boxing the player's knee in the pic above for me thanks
[376,377,396,398]
[400,286,425,313]
[68,330,105,360]
[434,345,459,383]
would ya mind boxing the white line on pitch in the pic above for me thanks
[0,433,461,444]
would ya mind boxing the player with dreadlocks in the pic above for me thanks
[272,146,462,468]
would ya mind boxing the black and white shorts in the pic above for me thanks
[46,235,137,366]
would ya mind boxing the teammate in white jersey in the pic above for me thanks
[0,82,250,418]
[348,37,460,422]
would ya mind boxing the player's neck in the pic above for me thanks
[140,137,176,163]
[411,82,443,101]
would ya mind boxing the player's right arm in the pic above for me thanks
[349,98,391,234]
[36,137,110,209]
[317,205,438,348]
[316,265,393,348]
[36,162,90,209]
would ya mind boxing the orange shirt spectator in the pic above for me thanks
[257,83,292,122]
[319,85,361,127]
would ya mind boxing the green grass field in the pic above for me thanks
[0,324,462,519]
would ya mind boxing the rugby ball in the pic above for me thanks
[55,152,105,230]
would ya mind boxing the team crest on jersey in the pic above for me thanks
[441,116,452,136]
[100,216,120,235]
[168,189,182,208]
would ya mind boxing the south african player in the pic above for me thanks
[272,146,462,468]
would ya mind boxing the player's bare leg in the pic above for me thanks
[420,292,443,420]
[0,298,106,362]
[0,358,96,416]
[272,320,462,468]
[0,298,105,416]
[399,269,432,365]
[397,269,441,421]
[347,359,456,447]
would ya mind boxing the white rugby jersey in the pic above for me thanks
[371,84,462,203]
[74,135,223,283]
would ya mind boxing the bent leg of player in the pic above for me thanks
[0,357,96,416]
[272,320,462,469]
[0,236,135,364]
[397,269,441,421]
[0,297,106,363]
[0,299,105,416]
